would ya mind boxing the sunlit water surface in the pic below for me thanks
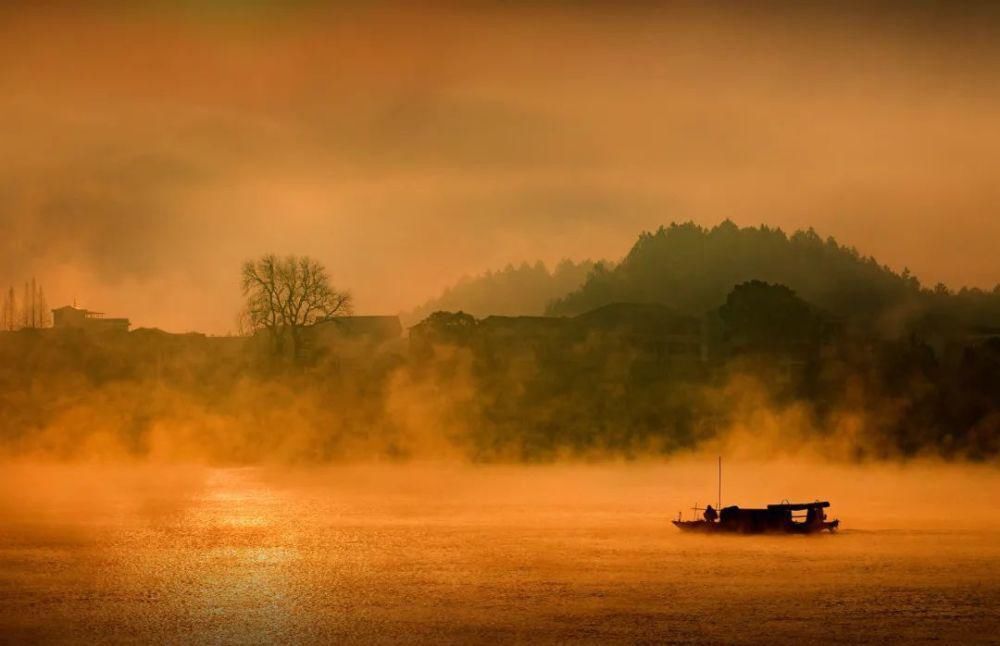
[1,462,998,644]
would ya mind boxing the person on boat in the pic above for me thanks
[703,504,718,522]
[805,507,827,527]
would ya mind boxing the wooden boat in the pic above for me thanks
[673,501,839,534]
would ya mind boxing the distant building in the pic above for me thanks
[478,315,571,344]
[409,303,707,371]
[314,315,403,342]
[307,315,404,355]
[967,325,1000,345]
[52,305,130,333]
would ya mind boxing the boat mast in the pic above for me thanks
[717,456,722,510]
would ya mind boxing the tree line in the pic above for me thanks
[0,232,995,462]
[1,278,51,331]
[547,221,1000,330]
[407,259,595,324]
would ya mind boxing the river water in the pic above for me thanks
[1,462,998,644]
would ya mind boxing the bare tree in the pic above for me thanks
[21,282,29,329]
[240,254,352,361]
[37,285,50,328]
[1,286,13,331]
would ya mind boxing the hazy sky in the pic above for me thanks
[1,2,998,332]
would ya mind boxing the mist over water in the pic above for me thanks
[2,460,998,643]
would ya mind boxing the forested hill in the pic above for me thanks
[406,259,594,325]
[547,221,1000,327]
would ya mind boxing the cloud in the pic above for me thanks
[0,153,207,281]
[0,2,997,331]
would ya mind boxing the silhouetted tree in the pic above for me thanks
[718,281,825,355]
[412,311,477,344]
[7,279,51,329]
[36,285,50,328]
[21,282,29,329]
[240,254,352,362]
[30,277,37,328]
[1,287,14,331]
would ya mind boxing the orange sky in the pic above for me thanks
[1,2,998,332]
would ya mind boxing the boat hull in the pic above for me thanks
[673,519,839,534]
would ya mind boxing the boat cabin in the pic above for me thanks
[719,501,831,533]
